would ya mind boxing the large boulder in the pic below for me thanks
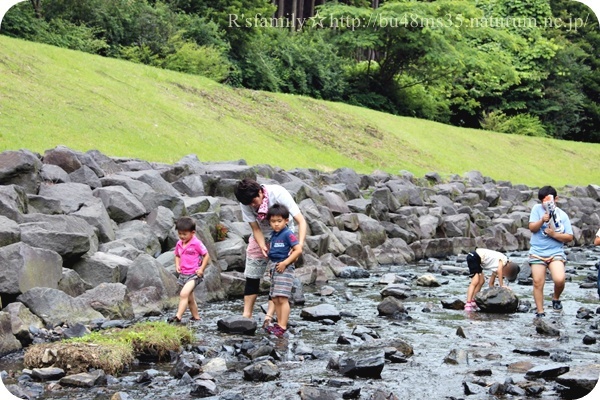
[0,149,42,194]
[93,186,146,223]
[114,220,161,256]
[0,311,22,356]
[339,351,385,378]
[124,254,178,298]
[72,252,132,287]
[19,214,96,261]
[0,184,28,222]
[58,268,89,297]
[0,215,20,246]
[373,238,415,265]
[356,214,387,248]
[215,235,246,271]
[474,287,519,313]
[68,165,102,189]
[43,146,104,176]
[3,302,44,345]
[38,182,96,214]
[77,283,135,320]
[17,287,104,327]
[0,242,62,295]
[71,200,116,243]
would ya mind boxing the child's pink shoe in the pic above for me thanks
[464,302,476,312]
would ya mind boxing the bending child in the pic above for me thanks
[465,248,520,311]
[264,204,302,337]
[168,216,210,323]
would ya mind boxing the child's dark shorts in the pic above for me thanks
[177,273,203,288]
[466,251,483,277]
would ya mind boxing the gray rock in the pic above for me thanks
[533,317,561,336]
[44,146,104,176]
[377,297,406,317]
[380,284,412,299]
[525,363,570,379]
[31,367,66,381]
[71,200,116,243]
[374,238,414,265]
[115,220,161,256]
[0,184,28,222]
[72,252,131,287]
[59,370,105,387]
[146,206,175,243]
[0,311,22,356]
[0,214,20,246]
[474,287,519,313]
[3,302,44,345]
[0,242,62,294]
[190,379,218,397]
[128,286,164,317]
[215,236,246,271]
[26,194,63,215]
[0,150,42,193]
[299,386,341,400]
[77,283,135,320]
[93,186,146,223]
[40,164,70,183]
[117,170,180,196]
[20,213,96,261]
[170,354,201,378]
[356,214,387,248]
[301,304,341,322]
[57,268,89,297]
[69,165,102,189]
[98,240,145,260]
[416,274,440,287]
[339,350,385,378]
[555,364,600,393]
[125,254,178,298]
[217,316,257,335]
[17,287,104,327]
[38,182,96,214]
[172,175,206,196]
[243,360,280,381]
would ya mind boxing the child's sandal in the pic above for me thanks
[263,314,273,328]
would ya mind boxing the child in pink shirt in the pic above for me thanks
[168,217,210,323]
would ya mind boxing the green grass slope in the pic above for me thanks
[0,35,598,187]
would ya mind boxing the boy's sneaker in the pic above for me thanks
[552,300,563,310]
[535,312,546,318]
[167,315,182,324]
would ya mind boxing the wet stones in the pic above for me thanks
[301,304,341,322]
[474,287,519,313]
[217,316,257,335]
[243,360,280,381]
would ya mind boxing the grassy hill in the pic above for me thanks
[1,35,599,188]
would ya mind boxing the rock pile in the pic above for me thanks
[1,145,599,360]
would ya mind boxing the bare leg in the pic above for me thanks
[466,274,483,302]
[243,294,258,318]
[176,280,196,319]
[531,264,547,313]
[188,291,200,319]
[275,297,290,330]
[548,260,565,301]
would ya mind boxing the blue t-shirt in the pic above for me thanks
[529,203,573,257]
[268,226,299,263]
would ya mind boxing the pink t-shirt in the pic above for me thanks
[175,236,208,275]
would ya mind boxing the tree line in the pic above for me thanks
[3,0,599,143]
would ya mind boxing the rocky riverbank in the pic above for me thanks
[1,146,599,399]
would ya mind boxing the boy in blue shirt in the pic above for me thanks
[264,203,302,337]
[528,186,574,317]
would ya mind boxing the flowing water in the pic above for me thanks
[2,249,600,399]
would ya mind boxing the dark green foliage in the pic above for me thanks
[1,0,599,142]
[240,29,348,100]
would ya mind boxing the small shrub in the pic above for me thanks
[480,110,547,137]
[216,223,228,242]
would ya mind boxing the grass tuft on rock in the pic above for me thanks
[24,321,193,375]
